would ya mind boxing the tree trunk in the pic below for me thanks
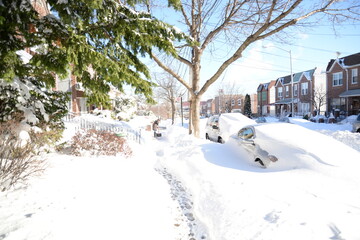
[188,99,193,134]
[171,98,175,125]
[190,95,201,138]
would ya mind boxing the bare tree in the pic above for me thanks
[312,84,327,115]
[151,0,360,137]
[217,82,244,113]
[154,73,185,124]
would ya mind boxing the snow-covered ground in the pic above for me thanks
[1,114,360,240]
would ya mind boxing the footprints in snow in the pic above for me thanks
[156,167,207,240]
[264,210,281,224]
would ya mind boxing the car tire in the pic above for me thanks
[206,133,210,140]
[218,137,224,144]
[255,158,265,167]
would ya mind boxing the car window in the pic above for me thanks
[207,116,215,126]
[238,127,255,139]
[357,114,360,121]
[211,117,219,125]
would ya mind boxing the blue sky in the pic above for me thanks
[215,23,360,98]
[147,3,360,101]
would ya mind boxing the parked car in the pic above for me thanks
[255,116,267,123]
[232,121,358,169]
[205,115,222,143]
[205,113,255,144]
[353,114,360,133]
[237,125,278,167]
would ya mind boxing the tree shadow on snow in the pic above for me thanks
[201,141,268,173]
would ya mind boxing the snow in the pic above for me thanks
[1,114,360,240]
[16,50,33,64]
[218,113,256,142]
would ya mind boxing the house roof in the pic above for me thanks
[257,84,263,92]
[263,83,269,90]
[258,80,276,92]
[268,80,276,88]
[276,68,316,84]
[326,52,360,72]
[339,89,360,97]
[297,68,316,82]
[277,75,292,85]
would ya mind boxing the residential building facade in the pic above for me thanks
[274,68,325,117]
[257,80,276,116]
[326,52,360,116]
[206,99,215,116]
[250,93,258,115]
[33,0,87,115]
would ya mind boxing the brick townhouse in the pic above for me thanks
[274,68,325,117]
[326,52,360,116]
[257,80,276,116]
[30,0,87,115]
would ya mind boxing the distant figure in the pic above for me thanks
[152,119,160,137]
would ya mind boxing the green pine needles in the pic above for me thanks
[0,0,190,105]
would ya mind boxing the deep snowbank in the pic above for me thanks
[158,117,360,240]
[1,114,359,240]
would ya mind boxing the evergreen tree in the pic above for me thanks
[0,0,189,105]
[243,94,252,118]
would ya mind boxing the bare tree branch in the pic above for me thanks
[151,53,192,92]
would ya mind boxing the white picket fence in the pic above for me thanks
[64,113,142,144]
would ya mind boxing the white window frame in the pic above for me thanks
[301,82,308,95]
[294,84,298,97]
[352,68,358,84]
[333,72,343,86]
[278,87,283,98]
[285,86,289,97]
[231,99,235,106]
[301,103,310,114]
[237,98,241,106]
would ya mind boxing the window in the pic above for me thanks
[352,69,358,84]
[301,103,310,114]
[333,72,343,86]
[301,82,308,95]
[294,84,298,96]
[262,91,267,101]
[278,87,283,98]
[237,98,241,106]
[231,99,235,106]
[285,86,289,97]
[330,98,346,111]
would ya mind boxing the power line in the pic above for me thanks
[305,33,360,36]
[255,50,325,65]
[266,39,353,54]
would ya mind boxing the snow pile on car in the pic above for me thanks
[218,113,256,141]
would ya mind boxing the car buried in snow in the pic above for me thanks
[352,114,360,133]
[205,113,256,144]
[236,125,278,168]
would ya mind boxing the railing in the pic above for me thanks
[77,119,142,144]
[63,113,142,144]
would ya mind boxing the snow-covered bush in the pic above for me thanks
[0,77,69,144]
[70,129,132,157]
[0,119,46,192]
[113,95,137,121]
